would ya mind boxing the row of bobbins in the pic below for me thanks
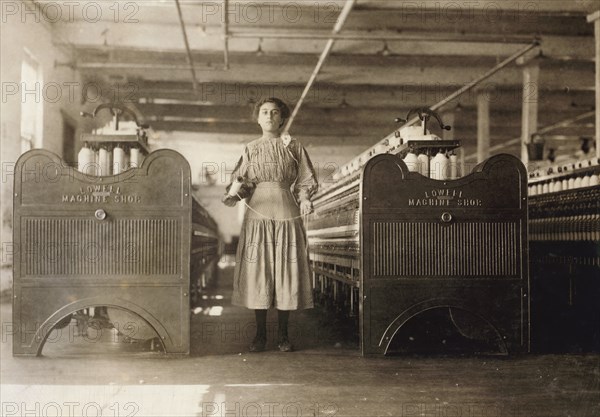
[528,157,600,196]
[403,150,460,180]
[529,173,600,196]
[77,142,143,176]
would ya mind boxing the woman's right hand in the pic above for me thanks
[222,194,238,207]
[299,200,313,215]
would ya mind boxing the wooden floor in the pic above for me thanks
[1,266,599,417]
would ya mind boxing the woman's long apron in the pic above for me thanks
[232,181,314,310]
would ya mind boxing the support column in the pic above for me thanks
[442,111,463,176]
[587,11,600,159]
[520,61,540,166]
[477,91,490,163]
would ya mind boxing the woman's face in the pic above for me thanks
[257,102,283,133]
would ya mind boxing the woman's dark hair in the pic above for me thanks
[252,97,291,122]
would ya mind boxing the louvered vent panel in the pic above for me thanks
[24,218,180,276]
[372,222,519,277]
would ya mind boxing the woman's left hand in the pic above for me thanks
[300,200,313,216]
[222,194,238,207]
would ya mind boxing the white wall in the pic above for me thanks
[0,1,96,292]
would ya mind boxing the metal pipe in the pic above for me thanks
[174,0,199,93]
[463,111,595,161]
[464,137,521,161]
[536,110,595,135]
[394,42,541,140]
[437,42,540,111]
[230,31,534,44]
[73,62,224,71]
[284,0,356,132]
[335,40,541,177]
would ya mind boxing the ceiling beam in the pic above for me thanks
[128,80,595,111]
[136,103,591,128]
[57,20,594,61]
[146,117,566,141]
[74,60,593,91]
[50,2,594,37]
[357,0,595,14]
[71,45,595,71]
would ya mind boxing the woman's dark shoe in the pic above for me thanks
[277,338,294,352]
[249,336,266,352]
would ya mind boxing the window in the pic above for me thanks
[20,50,43,152]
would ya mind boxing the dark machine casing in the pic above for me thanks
[360,153,529,355]
[12,149,197,356]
